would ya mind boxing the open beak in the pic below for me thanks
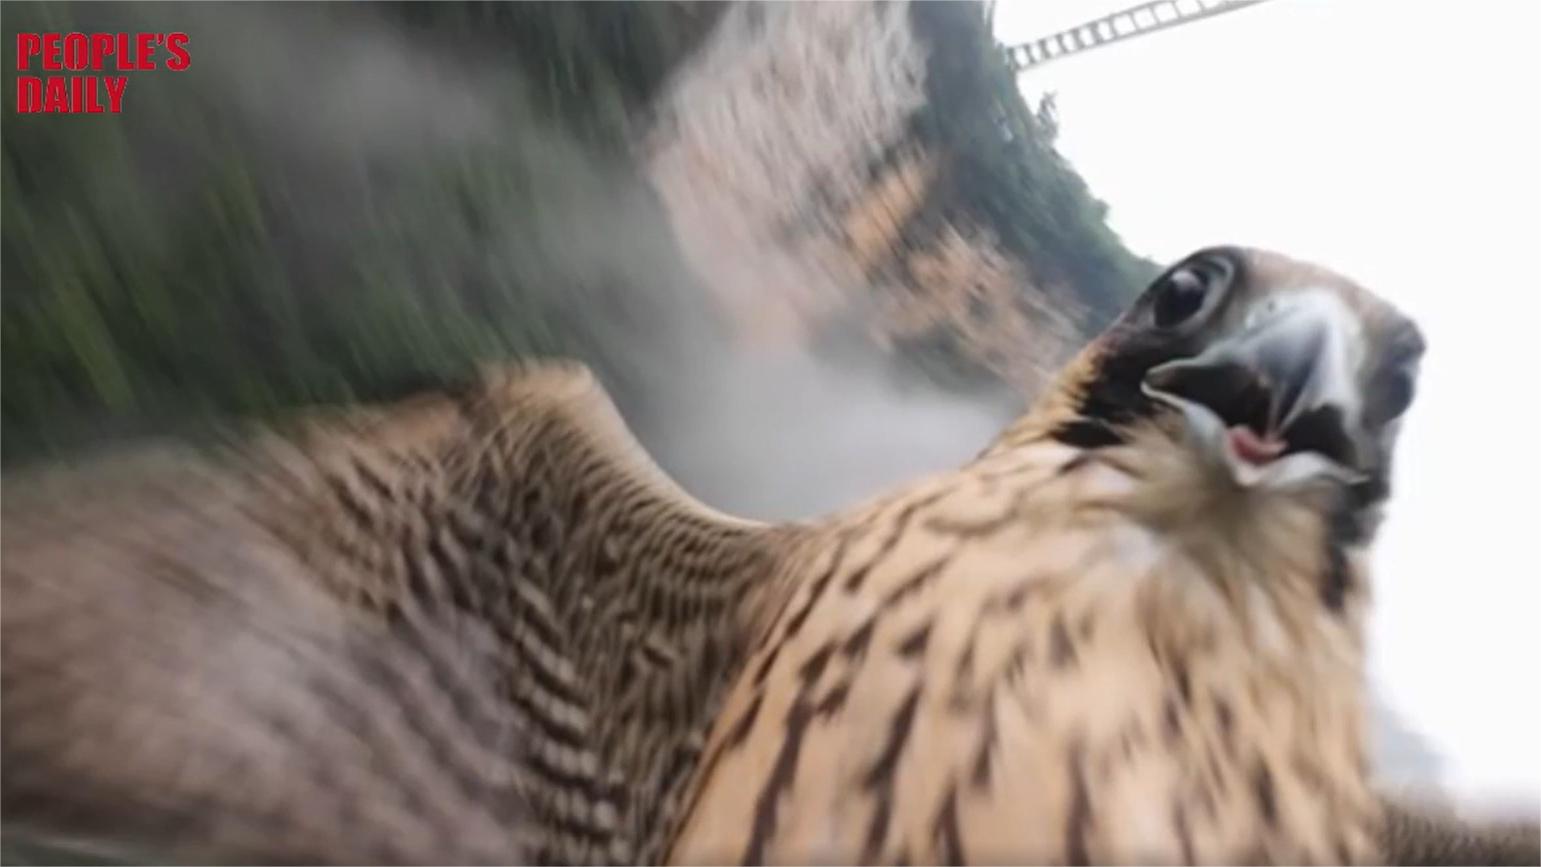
[1141,290,1367,488]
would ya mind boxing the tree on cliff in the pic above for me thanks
[873,2,1155,390]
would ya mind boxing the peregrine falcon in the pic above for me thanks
[3,247,1535,865]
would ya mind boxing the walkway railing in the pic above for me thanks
[1002,0,1274,72]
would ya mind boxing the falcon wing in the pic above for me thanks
[1380,795,1541,866]
[1,362,799,865]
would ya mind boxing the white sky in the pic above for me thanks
[994,0,1540,807]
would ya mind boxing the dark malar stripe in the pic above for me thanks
[1049,418,1126,450]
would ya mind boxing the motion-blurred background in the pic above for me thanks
[3,0,1536,817]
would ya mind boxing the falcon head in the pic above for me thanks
[1048,246,1424,533]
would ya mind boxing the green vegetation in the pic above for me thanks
[389,2,723,150]
[909,1,1156,321]
[883,2,1158,385]
[2,1,1150,465]
[2,2,724,465]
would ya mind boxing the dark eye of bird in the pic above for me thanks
[1381,367,1416,421]
[1153,266,1209,328]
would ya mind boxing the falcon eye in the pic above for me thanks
[1150,251,1236,330]
[1152,266,1210,328]
[1376,320,1424,423]
[1381,367,1416,421]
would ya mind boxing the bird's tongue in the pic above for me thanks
[1227,425,1287,465]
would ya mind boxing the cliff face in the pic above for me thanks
[644,3,931,346]
[644,1,1154,398]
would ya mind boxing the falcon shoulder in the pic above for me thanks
[1,361,805,864]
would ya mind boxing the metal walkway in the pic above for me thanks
[1002,0,1274,73]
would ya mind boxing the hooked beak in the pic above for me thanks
[1141,290,1366,488]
